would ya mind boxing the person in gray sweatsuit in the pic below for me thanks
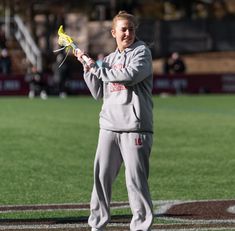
[75,11,154,231]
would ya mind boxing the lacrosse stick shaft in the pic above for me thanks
[71,43,93,66]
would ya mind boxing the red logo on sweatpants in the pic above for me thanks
[135,137,142,146]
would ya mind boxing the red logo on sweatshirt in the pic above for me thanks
[109,83,127,92]
[112,63,124,70]
[135,137,143,146]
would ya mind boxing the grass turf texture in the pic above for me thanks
[0,95,235,214]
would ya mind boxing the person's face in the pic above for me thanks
[111,19,135,52]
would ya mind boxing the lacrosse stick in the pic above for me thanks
[54,25,94,68]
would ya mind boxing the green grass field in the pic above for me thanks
[0,95,235,222]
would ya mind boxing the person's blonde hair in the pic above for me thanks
[112,11,138,29]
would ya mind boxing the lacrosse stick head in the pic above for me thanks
[57,25,74,48]
[53,25,74,68]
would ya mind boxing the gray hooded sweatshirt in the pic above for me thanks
[84,40,153,133]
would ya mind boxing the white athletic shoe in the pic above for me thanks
[59,92,67,99]
[91,228,104,231]
[28,90,35,99]
[40,90,48,100]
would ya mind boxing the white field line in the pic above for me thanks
[0,223,89,230]
[0,199,234,213]
[151,229,235,231]
[0,202,129,214]
[0,200,235,230]
[228,206,235,214]
[153,199,235,224]
[0,223,235,231]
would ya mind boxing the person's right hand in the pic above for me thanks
[74,49,95,72]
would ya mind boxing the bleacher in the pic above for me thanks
[153,51,235,74]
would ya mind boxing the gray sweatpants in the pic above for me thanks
[88,129,153,231]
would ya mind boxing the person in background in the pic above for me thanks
[0,48,12,75]
[75,11,154,231]
[163,52,186,74]
[25,65,48,99]
[163,52,186,94]
[52,53,70,98]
